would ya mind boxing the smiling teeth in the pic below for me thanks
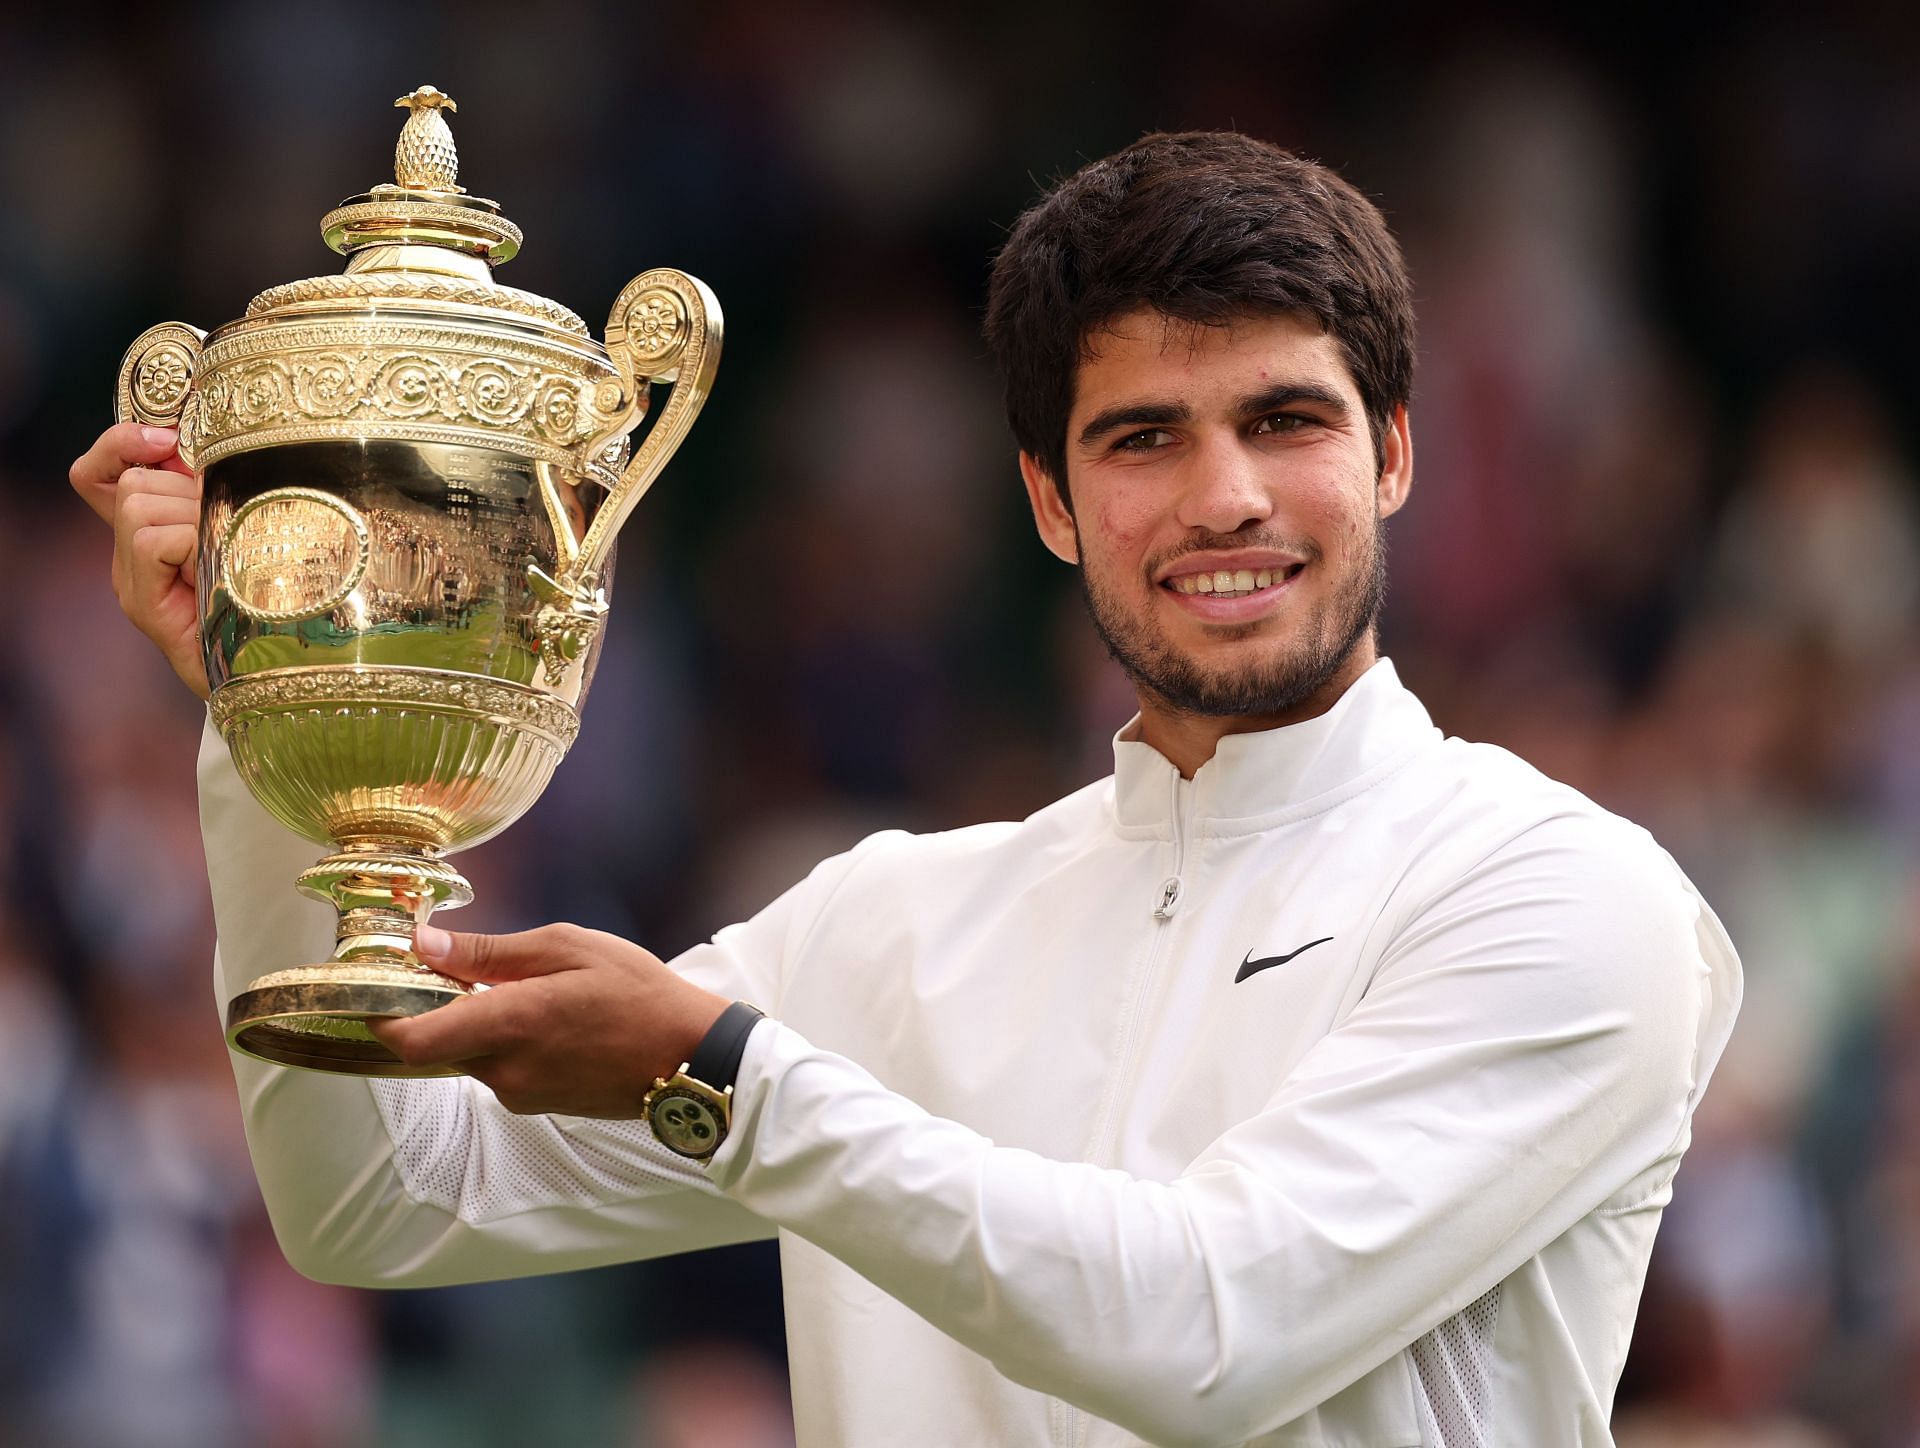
[1169,568,1284,597]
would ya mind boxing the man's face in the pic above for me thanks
[1021,309,1412,722]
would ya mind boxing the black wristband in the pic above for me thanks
[686,1001,765,1092]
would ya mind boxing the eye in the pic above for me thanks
[1251,413,1312,436]
[1114,427,1177,452]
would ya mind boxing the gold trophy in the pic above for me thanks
[116,86,720,1077]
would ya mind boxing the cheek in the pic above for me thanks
[1083,496,1158,569]
[1333,505,1375,557]
[1295,472,1376,557]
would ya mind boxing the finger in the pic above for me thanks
[115,487,198,607]
[119,522,196,621]
[115,465,200,505]
[412,922,591,984]
[70,424,182,522]
[114,486,199,544]
[112,472,199,582]
[126,522,198,587]
[371,991,514,1069]
[461,1060,551,1115]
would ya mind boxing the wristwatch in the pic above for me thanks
[642,1000,766,1161]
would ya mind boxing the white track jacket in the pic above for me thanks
[200,659,1741,1447]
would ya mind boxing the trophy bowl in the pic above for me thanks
[115,86,721,1077]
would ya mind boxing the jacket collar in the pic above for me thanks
[1110,657,1441,836]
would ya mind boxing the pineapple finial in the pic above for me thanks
[393,86,462,191]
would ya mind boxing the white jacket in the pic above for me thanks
[200,659,1740,1447]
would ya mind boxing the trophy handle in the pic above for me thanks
[115,322,208,470]
[569,269,722,589]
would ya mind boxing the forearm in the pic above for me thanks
[711,1025,1402,1446]
[231,1041,772,1288]
[198,719,771,1286]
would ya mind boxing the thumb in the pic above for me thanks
[414,922,587,983]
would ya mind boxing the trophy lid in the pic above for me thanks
[320,86,522,265]
[242,86,589,337]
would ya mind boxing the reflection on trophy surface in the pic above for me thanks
[114,85,721,1077]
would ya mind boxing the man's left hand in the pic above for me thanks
[371,924,730,1118]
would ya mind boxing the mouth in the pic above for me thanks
[1161,563,1305,600]
[1153,556,1309,624]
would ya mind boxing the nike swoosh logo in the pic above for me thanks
[1236,936,1334,983]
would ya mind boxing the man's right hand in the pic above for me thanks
[69,422,210,700]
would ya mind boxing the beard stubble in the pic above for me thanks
[1077,520,1387,719]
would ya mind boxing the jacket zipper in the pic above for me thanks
[1087,766,1189,1161]
[1154,770,1187,918]
[1057,771,1194,1448]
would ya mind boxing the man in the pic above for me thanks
[74,131,1739,1446]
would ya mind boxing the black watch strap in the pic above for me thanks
[687,1000,765,1091]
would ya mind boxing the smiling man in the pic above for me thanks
[1024,310,1403,776]
[77,131,1739,1446]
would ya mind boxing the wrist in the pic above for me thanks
[667,988,730,1082]
[643,1000,766,1161]
[686,1000,766,1091]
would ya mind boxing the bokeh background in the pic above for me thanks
[3,3,1918,1444]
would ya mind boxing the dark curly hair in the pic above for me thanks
[983,131,1415,498]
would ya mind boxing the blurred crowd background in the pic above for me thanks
[3,2,1918,1444]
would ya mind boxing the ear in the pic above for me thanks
[1019,451,1079,564]
[1375,404,1413,520]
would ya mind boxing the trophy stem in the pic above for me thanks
[225,844,478,1077]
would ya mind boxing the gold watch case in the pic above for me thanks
[644,1067,733,1160]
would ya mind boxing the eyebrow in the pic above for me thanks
[1075,381,1352,450]
[1075,400,1190,449]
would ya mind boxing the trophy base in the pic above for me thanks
[226,965,472,1077]
[227,844,480,1077]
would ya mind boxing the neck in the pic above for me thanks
[1132,638,1379,779]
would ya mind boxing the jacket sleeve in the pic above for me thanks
[200,717,861,1288]
[704,814,1742,1447]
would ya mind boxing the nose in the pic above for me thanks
[1175,439,1274,535]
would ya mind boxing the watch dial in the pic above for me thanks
[651,1085,725,1159]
